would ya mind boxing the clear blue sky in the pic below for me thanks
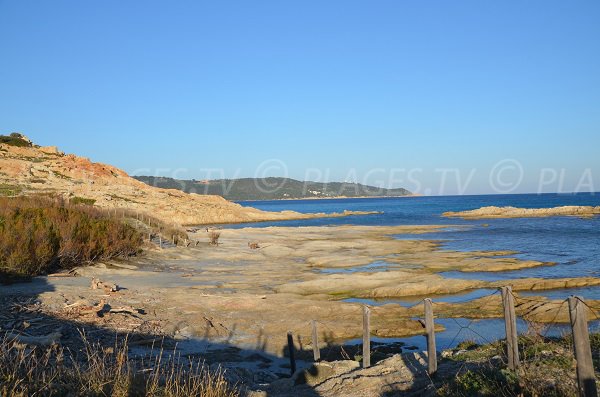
[1,1,599,195]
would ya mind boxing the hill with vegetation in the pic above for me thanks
[0,133,376,226]
[133,176,412,201]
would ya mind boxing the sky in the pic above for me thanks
[1,1,599,195]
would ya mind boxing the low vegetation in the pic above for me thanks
[70,196,96,205]
[0,133,32,147]
[0,333,239,397]
[0,183,22,196]
[0,196,142,282]
[437,329,598,396]
[208,230,221,246]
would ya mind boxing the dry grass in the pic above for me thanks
[0,332,240,397]
[208,231,221,246]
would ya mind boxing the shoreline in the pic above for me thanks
[6,224,599,351]
[444,205,600,219]
[2,222,600,395]
[182,209,382,226]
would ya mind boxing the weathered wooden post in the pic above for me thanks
[424,298,437,375]
[501,286,520,370]
[311,320,320,362]
[363,305,371,368]
[569,296,598,397]
[287,332,296,376]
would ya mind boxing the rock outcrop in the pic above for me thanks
[443,205,600,219]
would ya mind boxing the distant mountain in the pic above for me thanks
[133,176,412,201]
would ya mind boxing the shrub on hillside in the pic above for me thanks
[0,134,32,147]
[0,184,22,197]
[70,196,96,205]
[0,196,142,281]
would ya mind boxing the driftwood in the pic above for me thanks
[78,299,108,316]
[6,330,62,346]
[91,278,119,292]
[109,306,142,315]
[64,300,89,309]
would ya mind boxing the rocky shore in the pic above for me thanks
[2,224,600,395]
[443,205,600,219]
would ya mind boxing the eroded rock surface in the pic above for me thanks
[444,205,600,219]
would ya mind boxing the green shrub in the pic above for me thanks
[438,368,520,396]
[0,196,142,282]
[0,184,22,197]
[0,134,31,147]
[70,196,96,206]
[456,339,480,351]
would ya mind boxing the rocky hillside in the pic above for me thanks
[0,134,371,225]
[134,176,412,201]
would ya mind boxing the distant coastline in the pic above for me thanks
[134,176,413,202]
[237,194,420,202]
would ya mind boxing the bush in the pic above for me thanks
[0,134,31,147]
[208,230,221,246]
[70,196,96,206]
[0,196,142,281]
[0,184,22,197]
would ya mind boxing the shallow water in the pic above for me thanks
[343,288,498,307]
[228,194,600,349]
[346,317,600,351]
[233,193,600,300]
[319,260,422,274]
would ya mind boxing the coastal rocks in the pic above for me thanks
[276,271,482,298]
[443,205,600,219]
[267,353,459,397]
[293,360,360,386]
[491,277,600,291]
[39,145,62,155]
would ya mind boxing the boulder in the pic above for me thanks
[294,360,360,386]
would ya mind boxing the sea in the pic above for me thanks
[231,193,600,349]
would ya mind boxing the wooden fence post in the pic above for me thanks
[424,298,437,375]
[287,332,296,376]
[501,286,520,370]
[363,305,371,368]
[569,296,598,397]
[312,320,320,362]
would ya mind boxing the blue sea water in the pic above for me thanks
[233,193,600,300]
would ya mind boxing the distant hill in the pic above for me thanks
[133,176,412,201]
